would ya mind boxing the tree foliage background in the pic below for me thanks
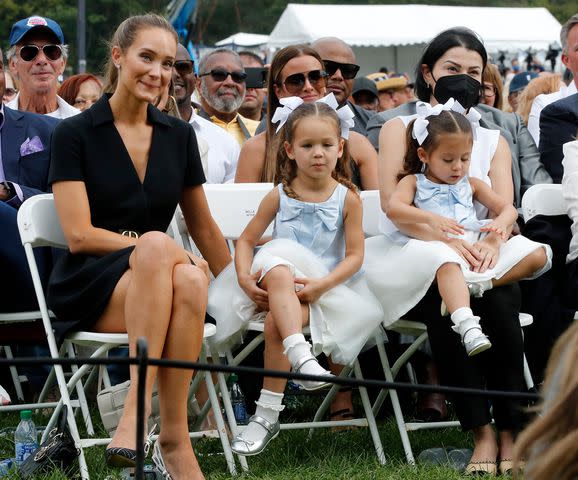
[0,0,575,75]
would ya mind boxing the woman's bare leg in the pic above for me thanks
[95,232,193,451]
[492,249,548,287]
[470,424,499,463]
[156,263,208,479]
[498,429,515,461]
[327,359,354,422]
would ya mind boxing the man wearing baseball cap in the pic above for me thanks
[367,72,410,112]
[507,71,538,113]
[351,77,379,112]
[6,16,79,118]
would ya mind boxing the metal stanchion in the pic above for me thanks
[135,338,148,480]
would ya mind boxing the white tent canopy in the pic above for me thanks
[268,4,562,75]
[215,32,269,48]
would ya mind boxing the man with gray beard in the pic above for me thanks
[197,49,259,146]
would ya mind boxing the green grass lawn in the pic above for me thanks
[0,402,514,480]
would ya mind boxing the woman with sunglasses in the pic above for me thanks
[235,44,378,190]
[47,14,231,479]
[365,27,527,476]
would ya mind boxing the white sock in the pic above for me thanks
[282,333,328,377]
[240,389,284,443]
[469,280,493,297]
[450,307,484,343]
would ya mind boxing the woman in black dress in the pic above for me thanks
[47,14,230,479]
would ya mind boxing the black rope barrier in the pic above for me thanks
[0,353,540,401]
[135,338,148,480]
[1,340,542,480]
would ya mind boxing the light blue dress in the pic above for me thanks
[208,183,384,365]
[414,174,489,234]
[271,183,348,273]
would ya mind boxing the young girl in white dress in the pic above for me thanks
[208,96,383,456]
[385,107,551,356]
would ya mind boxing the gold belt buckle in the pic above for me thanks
[121,230,139,239]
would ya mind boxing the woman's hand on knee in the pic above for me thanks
[186,252,209,278]
[472,238,500,273]
[446,238,482,269]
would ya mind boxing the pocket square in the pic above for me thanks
[20,136,44,156]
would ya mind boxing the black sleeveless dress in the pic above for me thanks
[47,95,205,340]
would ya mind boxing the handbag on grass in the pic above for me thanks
[19,405,80,479]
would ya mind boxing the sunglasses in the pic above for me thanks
[323,60,360,80]
[198,69,247,83]
[18,44,63,62]
[280,70,328,95]
[4,88,18,97]
[173,60,194,76]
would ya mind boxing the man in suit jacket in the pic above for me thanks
[539,92,578,183]
[0,48,59,313]
[366,100,552,207]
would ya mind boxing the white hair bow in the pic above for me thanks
[316,93,355,139]
[272,96,305,134]
[272,93,355,139]
[412,98,480,145]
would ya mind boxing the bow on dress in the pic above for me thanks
[278,200,340,232]
[416,177,489,231]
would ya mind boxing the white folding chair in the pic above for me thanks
[203,184,387,467]
[521,183,566,222]
[0,310,60,410]
[16,194,238,478]
[359,190,536,464]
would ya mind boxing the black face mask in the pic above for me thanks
[432,74,482,109]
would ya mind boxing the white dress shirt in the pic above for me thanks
[528,81,578,147]
[6,93,80,119]
[188,110,240,184]
[562,140,578,263]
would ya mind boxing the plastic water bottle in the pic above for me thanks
[0,458,15,476]
[14,410,38,466]
[229,374,247,425]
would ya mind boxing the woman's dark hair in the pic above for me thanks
[399,110,473,180]
[262,44,324,183]
[415,27,488,101]
[58,74,102,106]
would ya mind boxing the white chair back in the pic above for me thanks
[360,190,382,237]
[203,183,274,240]
[17,193,67,248]
[521,184,565,222]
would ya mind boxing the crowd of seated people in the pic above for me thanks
[1,10,578,480]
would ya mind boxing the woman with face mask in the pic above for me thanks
[365,28,526,476]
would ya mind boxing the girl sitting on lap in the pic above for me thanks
[386,103,551,357]
[209,95,382,456]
